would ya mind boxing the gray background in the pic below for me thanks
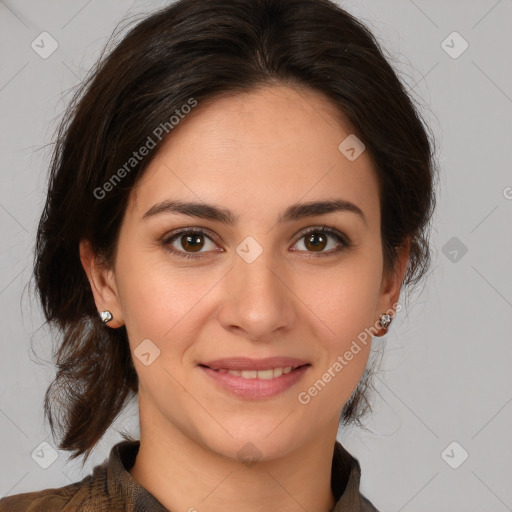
[1,1,511,511]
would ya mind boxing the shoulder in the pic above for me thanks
[0,440,149,512]
[360,494,381,512]
[0,463,108,512]
[0,479,93,512]
[331,440,381,512]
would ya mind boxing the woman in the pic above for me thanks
[0,0,437,510]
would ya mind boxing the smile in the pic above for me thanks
[199,364,310,399]
[212,366,301,379]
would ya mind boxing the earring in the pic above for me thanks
[99,310,113,323]
[378,313,392,329]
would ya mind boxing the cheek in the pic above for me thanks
[294,253,381,403]
[297,281,375,416]
[303,251,382,341]
[114,244,208,345]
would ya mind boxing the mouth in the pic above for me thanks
[198,364,310,380]
[198,357,311,399]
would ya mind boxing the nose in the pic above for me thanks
[217,250,298,342]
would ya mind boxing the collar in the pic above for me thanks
[104,439,368,512]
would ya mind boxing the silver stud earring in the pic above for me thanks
[378,313,392,329]
[99,310,113,323]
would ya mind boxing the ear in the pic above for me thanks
[374,238,411,337]
[79,239,124,328]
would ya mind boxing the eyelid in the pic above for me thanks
[295,225,351,245]
[161,227,222,246]
[160,224,351,259]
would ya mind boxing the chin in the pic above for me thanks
[197,421,304,464]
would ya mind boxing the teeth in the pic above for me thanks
[216,366,301,379]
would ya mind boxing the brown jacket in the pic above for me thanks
[0,440,379,511]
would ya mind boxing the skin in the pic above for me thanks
[80,84,409,512]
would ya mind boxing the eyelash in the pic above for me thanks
[161,226,351,260]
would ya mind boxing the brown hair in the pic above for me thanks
[33,0,438,462]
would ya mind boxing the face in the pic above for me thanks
[82,84,406,461]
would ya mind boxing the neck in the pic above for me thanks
[129,402,339,512]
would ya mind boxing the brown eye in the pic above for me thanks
[304,232,328,252]
[292,227,350,257]
[162,226,350,260]
[163,229,219,259]
[179,233,205,252]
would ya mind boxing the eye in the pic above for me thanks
[161,225,351,260]
[291,226,351,257]
[162,228,220,259]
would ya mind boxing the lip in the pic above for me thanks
[199,365,310,399]
[199,356,309,371]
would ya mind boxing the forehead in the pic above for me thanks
[128,85,380,228]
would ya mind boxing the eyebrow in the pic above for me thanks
[142,198,367,227]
